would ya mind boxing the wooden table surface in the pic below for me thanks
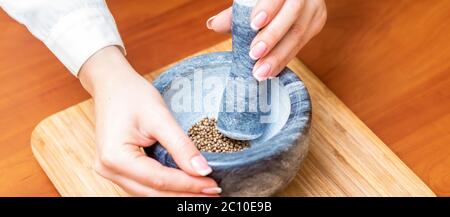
[30,40,434,197]
[0,0,448,196]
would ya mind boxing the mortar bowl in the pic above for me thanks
[145,52,312,196]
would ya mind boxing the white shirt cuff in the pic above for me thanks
[44,6,125,76]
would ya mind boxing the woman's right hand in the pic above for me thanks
[79,46,221,196]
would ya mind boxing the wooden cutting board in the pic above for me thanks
[30,40,435,197]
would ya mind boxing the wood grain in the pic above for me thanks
[1,0,448,196]
[0,0,231,196]
[298,0,450,195]
[31,40,435,197]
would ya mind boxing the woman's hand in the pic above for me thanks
[79,46,220,196]
[207,0,327,81]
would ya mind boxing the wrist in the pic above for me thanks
[79,46,139,97]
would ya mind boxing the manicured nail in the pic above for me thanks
[253,63,271,81]
[251,11,268,31]
[206,16,216,29]
[202,187,222,194]
[190,155,212,176]
[249,41,267,60]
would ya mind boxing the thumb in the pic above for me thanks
[206,7,232,33]
[143,108,213,177]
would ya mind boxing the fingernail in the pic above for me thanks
[249,41,267,60]
[202,187,222,194]
[251,11,268,31]
[190,155,212,176]
[254,63,271,81]
[206,16,216,29]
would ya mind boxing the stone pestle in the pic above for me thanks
[217,0,266,141]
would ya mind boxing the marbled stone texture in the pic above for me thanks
[145,52,312,196]
[217,0,264,140]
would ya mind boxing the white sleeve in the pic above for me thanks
[0,0,125,76]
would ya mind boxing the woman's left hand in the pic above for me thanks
[207,0,327,81]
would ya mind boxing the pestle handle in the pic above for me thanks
[231,0,259,78]
[217,0,264,141]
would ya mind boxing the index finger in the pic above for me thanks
[103,145,220,194]
[251,0,285,31]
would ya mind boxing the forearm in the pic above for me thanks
[79,46,139,98]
